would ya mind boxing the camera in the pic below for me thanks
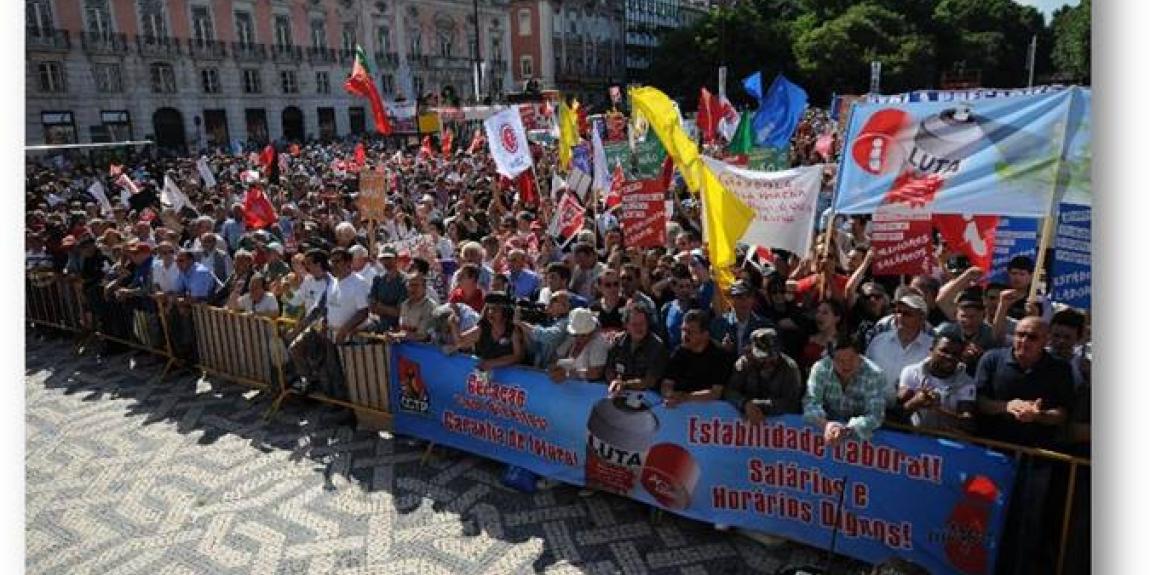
[513,298,549,325]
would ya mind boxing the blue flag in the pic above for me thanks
[743,72,808,148]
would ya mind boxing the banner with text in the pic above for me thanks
[620,179,667,248]
[702,158,824,256]
[1050,203,1091,309]
[391,343,1016,575]
[870,204,934,276]
[834,88,1091,217]
[986,217,1039,284]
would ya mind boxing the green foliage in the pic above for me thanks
[1051,0,1090,82]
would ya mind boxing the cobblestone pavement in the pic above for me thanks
[25,332,870,575]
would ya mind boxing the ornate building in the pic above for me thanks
[25,0,515,149]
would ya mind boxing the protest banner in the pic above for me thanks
[633,137,668,179]
[484,107,532,179]
[986,217,1039,283]
[834,88,1091,218]
[702,158,824,256]
[606,112,627,142]
[932,215,999,272]
[620,179,666,248]
[1050,203,1091,309]
[389,100,418,133]
[357,170,388,221]
[548,191,586,243]
[391,343,1016,575]
[871,204,934,276]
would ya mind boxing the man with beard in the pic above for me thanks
[896,335,977,433]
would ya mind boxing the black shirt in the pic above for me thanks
[974,348,1075,448]
[606,332,669,383]
[665,340,735,394]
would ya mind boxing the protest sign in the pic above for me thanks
[986,217,1039,283]
[620,179,666,248]
[391,343,1016,575]
[484,107,532,179]
[932,214,999,272]
[871,204,934,276]
[1050,203,1091,309]
[357,171,388,221]
[702,158,824,256]
[548,191,586,242]
[834,88,1091,217]
[606,112,627,142]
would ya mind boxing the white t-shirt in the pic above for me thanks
[152,259,181,293]
[898,359,977,430]
[295,274,330,313]
[235,292,280,317]
[433,236,455,260]
[324,273,371,333]
[866,329,934,405]
[554,332,611,375]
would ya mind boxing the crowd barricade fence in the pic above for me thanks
[25,279,1090,572]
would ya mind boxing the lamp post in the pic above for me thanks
[473,0,483,103]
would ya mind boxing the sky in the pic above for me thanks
[1016,0,1080,22]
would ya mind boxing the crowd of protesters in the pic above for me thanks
[24,111,1089,573]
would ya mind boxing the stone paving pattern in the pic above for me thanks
[25,332,871,575]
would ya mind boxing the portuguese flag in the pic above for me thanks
[344,45,391,135]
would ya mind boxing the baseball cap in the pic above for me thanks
[378,246,398,258]
[956,288,985,309]
[750,328,781,360]
[897,294,929,314]
[860,281,887,298]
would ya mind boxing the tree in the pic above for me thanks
[932,0,1046,88]
[1050,0,1090,83]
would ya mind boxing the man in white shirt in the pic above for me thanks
[865,294,934,407]
[286,248,368,396]
[322,247,371,344]
[348,244,379,285]
[226,273,280,318]
[896,335,976,433]
[151,241,181,293]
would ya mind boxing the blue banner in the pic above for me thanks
[744,72,809,149]
[834,88,1091,217]
[987,217,1039,284]
[391,343,1016,574]
[1050,203,1091,309]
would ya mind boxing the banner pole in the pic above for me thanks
[1031,211,1057,301]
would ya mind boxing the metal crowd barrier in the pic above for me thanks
[190,304,284,392]
[25,273,86,334]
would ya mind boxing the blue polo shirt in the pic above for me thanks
[174,262,221,301]
[508,268,541,300]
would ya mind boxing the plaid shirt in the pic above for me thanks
[802,355,887,440]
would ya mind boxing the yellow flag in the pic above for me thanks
[629,86,754,292]
[558,98,580,171]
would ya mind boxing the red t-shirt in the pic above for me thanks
[449,286,485,312]
[794,273,849,303]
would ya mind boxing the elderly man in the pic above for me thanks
[803,333,887,443]
[549,308,611,382]
[725,328,805,423]
[605,302,669,396]
[368,247,407,332]
[505,248,540,300]
[261,242,291,284]
[897,335,976,433]
[866,293,934,407]
[197,232,232,281]
[390,272,437,343]
[661,310,733,408]
[226,273,280,318]
[429,302,482,351]
[451,241,493,291]
[151,241,181,295]
[569,242,606,301]
[348,244,378,284]
[709,280,772,356]
[516,289,573,368]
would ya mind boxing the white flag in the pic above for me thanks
[87,180,113,215]
[592,123,611,198]
[484,107,532,179]
[196,157,217,188]
[161,175,189,213]
[550,173,567,202]
[566,168,593,203]
[701,157,824,256]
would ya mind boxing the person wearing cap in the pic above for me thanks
[709,279,772,356]
[368,246,407,332]
[605,301,669,396]
[896,334,977,433]
[865,293,934,407]
[803,333,888,443]
[661,309,734,408]
[261,242,291,285]
[935,287,1003,377]
[548,307,610,383]
[725,328,804,422]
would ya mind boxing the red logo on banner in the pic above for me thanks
[500,124,518,154]
[621,179,667,248]
[933,214,999,272]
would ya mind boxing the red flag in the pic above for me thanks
[344,45,392,134]
[549,191,585,240]
[605,162,625,210]
[354,142,367,167]
[933,214,999,272]
[242,185,277,230]
[659,155,676,191]
[697,87,717,144]
[467,128,485,154]
[441,128,455,156]
[420,136,434,157]
[517,171,537,206]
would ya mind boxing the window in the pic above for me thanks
[101,110,132,142]
[274,15,291,48]
[94,63,122,93]
[191,6,214,44]
[27,0,54,36]
[234,11,254,46]
[377,26,390,51]
[467,33,476,60]
[315,71,330,94]
[519,56,533,78]
[280,70,298,94]
[438,31,452,58]
[201,68,220,93]
[150,62,176,93]
[85,0,112,37]
[380,73,393,95]
[491,36,503,62]
[342,23,356,52]
[242,68,261,93]
[413,75,424,98]
[42,111,77,145]
[310,20,325,49]
[138,0,167,40]
[37,61,65,93]
[518,9,531,36]
[409,28,421,56]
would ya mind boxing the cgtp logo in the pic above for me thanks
[397,356,429,414]
[500,124,519,154]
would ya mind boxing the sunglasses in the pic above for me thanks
[602,281,620,287]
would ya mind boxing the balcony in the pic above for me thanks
[137,35,181,57]
[231,41,266,62]
[408,54,431,69]
[80,31,127,55]
[337,48,356,64]
[187,38,227,60]
[27,28,71,52]
[271,44,303,63]
[307,46,337,65]
[375,51,399,68]
[431,56,472,70]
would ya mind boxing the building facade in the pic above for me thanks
[25,0,516,149]
[624,0,709,83]
[509,0,623,108]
